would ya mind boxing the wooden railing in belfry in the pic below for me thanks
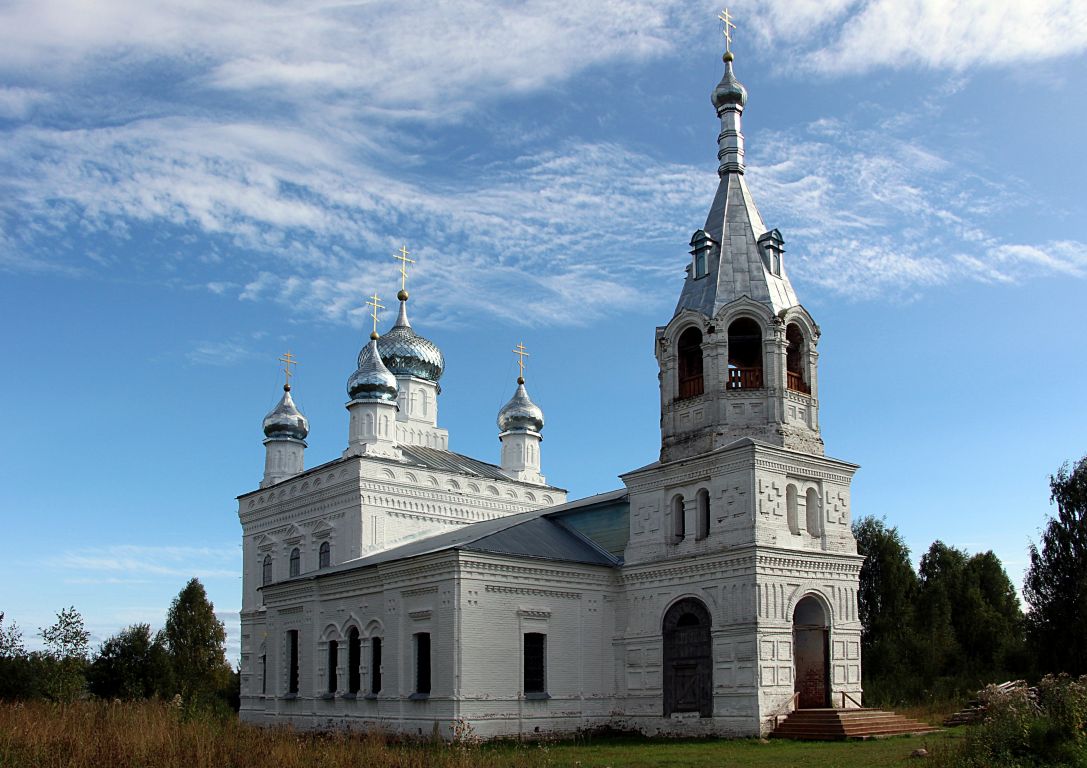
[727,366,763,390]
[678,375,704,400]
[787,371,811,394]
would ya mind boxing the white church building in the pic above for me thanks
[237,48,863,738]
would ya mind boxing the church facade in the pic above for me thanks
[237,49,863,739]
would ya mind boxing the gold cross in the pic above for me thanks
[513,342,530,379]
[278,350,298,389]
[394,244,415,292]
[718,8,736,51]
[366,292,384,335]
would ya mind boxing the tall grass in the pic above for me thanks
[0,700,542,768]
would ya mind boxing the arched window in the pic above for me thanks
[696,488,710,540]
[347,628,361,695]
[672,495,686,542]
[289,548,300,577]
[786,484,801,535]
[319,541,331,569]
[806,488,823,536]
[370,636,383,695]
[262,555,272,586]
[677,327,704,399]
[786,323,810,394]
[327,639,339,694]
[727,318,763,389]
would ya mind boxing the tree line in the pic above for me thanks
[856,454,1087,705]
[0,577,236,713]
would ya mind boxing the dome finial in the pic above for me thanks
[278,350,298,391]
[717,7,737,55]
[513,342,530,384]
[394,243,415,302]
[365,292,384,338]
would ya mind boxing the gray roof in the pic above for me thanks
[286,489,629,583]
[674,171,799,318]
[387,444,564,491]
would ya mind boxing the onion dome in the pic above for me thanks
[497,377,544,433]
[348,335,399,402]
[711,51,747,110]
[377,297,445,382]
[263,385,309,440]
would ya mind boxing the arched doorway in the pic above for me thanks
[662,598,712,717]
[793,595,830,708]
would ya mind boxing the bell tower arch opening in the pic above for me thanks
[793,595,830,708]
[726,318,763,390]
[677,327,704,400]
[785,322,810,394]
[662,598,713,717]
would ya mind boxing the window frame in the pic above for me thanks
[523,632,547,697]
[412,632,431,698]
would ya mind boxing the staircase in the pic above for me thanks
[770,708,940,740]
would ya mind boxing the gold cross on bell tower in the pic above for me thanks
[366,292,384,339]
[513,342,530,383]
[278,350,298,390]
[394,244,415,299]
[718,7,737,52]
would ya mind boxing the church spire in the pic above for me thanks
[673,43,799,319]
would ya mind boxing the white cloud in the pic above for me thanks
[50,544,239,581]
[749,0,1087,74]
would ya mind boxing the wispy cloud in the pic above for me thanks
[51,544,239,582]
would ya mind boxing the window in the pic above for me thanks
[806,488,823,537]
[327,639,338,694]
[672,495,686,541]
[694,249,706,278]
[786,323,810,394]
[786,484,800,535]
[347,628,361,695]
[677,327,704,399]
[524,632,546,695]
[696,489,710,540]
[286,630,299,695]
[414,632,431,695]
[371,637,383,695]
[262,555,272,586]
[289,547,300,577]
[727,318,763,389]
[319,541,331,569]
[260,652,267,695]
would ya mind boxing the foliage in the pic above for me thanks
[931,675,1087,768]
[0,612,25,658]
[0,699,960,768]
[852,518,1026,706]
[162,578,233,707]
[1025,455,1087,676]
[87,623,175,700]
[38,606,90,702]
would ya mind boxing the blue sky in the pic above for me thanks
[2,1,1085,662]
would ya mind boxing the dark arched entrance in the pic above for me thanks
[662,598,712,717]
[793,595,830,708]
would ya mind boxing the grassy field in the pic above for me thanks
[0,700,962,768]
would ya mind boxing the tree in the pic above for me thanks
[853,517,920,688]
[915,541,968,678]
[0,612,24,658]
[87,623,174,700]
[163,578,231,703]
[1025,454,1087,675]
[39,606,90,701]
[0,611,37,700]
[958,551,1025,675]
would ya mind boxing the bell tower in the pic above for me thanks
[618,38,863,735]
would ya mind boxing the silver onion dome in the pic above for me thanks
[348,336,399,402]
[711,51,747,110]
[497,378,544,433]
[263,385,309,441]
[377,298,445,383]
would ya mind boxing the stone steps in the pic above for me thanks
[770,708,940,741]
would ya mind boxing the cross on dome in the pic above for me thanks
[278,350,298,391]
[513,342,530,383]
[394,244,415,300]
[366,292,384,339]
[718,7,736,52]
